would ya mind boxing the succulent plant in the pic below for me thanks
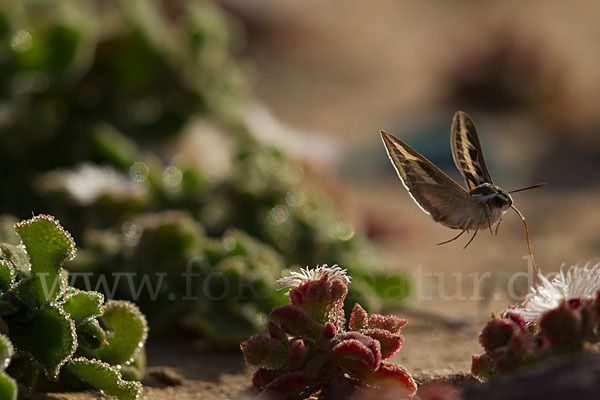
[241,265,416,399]
[0,214,147,399]
[472,265,600,381]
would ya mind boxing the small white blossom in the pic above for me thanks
[39,164,148,206]
[511,263,600,323]
[276,264,351,293]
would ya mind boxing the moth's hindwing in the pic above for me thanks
[450,111,494,190]
[381,130,474,229]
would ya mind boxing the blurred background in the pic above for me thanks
[1,0,600,377]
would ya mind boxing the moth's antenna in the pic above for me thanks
[509,183,546,194]
[510,205,538,275]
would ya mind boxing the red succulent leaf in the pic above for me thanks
[363,328,404,360]
[471,354,493,381]
[241,335,287,369]
[323,322,338,339]
[567,298,581,309]
[594,289,600,320]
[270,305,322,339]
[289,288,303,307]
[303,277,330,305]
[287,338,308,371]
[349,304,368,331]
[252,367,280,390]
[505,312,527,333]
[329,278,348,304]
[331,338,380,372]
[367,314,407,333]
[579,301,597,341]
[539,302,582,346]
[373,362,417,396]
[288,278,332,323]
[479,317,517,351]
[268,321,288,342]
[257,371,317,400]
[338,331,378,350]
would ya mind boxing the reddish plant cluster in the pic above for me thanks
[241,267,416,399]
[472,290,600,380]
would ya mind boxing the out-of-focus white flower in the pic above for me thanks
[39,164,148,206]
[511,263,600,323]
[276,264,351,293]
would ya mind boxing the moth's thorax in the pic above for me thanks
[469,183,513,211]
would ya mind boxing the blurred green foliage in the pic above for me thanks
[0,0,409,347]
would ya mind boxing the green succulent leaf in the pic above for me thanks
[14,215,76,303]
[0,334,14,370]
[0,371,16,400]
[77,319,107,350]
[0,244,30,277]
[11,305,77,379]
[119,350,146,382]
[0,261,15,292]
[62,289,104,324]
[14,270,68,309]
[88,301,148,366]
[15,214,76,274]
[65,357,141,400]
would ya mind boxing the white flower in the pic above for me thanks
[276,264,351,293]
[511,263,600,323]
[39,164,148,206]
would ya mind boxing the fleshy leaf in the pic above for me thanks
[331,339,380,372]
[367,314,407,334]
[14,215,76,273]
[268,321,288,342]
[86,301,148,366]
[120,350,146,382]
[11,305,77,379]
[471,354,493,381]
[241,335,287,369]
[349,304,368,331]
[257,371,317,400]
[0,335,14,370]
[374,362,417,396]
[62,289,104,324]
[270,305,322,339]
[0,244,30,276]
[14,271,68,309]
[0,371,16,400]
[0,261,15,292]
[65,357,141,400]
[539,302,582,346]
[480,318,517,351]
[77,319,107,350]
[287,339,308,371]
[252,367,280,391]
[363,329,404,360]
[14,215,76,303]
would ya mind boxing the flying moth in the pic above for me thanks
[381,111,544,272]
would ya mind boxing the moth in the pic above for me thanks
[381,111,544,271]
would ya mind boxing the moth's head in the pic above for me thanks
[491,187,513,211]
[470,184,513,211]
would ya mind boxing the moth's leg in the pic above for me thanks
[495,218,503,235]
[463,229,479,249]
[485,205,493,235]
[437,229,467,246]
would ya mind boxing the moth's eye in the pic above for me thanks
[492,196,506,207]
